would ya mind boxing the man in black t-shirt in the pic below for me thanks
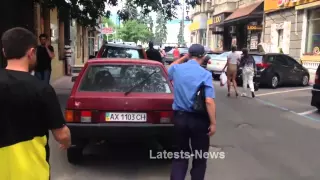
[35,33,55,83]
[146,41,163,64]
[0,27,71,180]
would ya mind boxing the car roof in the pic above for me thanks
[87,58,164,66]
[104,42,142,50]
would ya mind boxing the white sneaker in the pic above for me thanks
[241,93,247,97]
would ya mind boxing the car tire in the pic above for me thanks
[67,147,83,164]
[301,74,309,86]
[270,75,279,89]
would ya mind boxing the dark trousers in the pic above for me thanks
[35,70,51,84]
[170,111,210,180]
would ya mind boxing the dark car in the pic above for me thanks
[67,59,174,164]
[237,53,309,88]
[95,42,147,59]
[311,64,320,110]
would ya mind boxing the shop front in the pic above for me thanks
[223,1,264,51]
[208,12,232,51]
[263,0,320,62]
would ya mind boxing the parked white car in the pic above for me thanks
[206,51,242,78]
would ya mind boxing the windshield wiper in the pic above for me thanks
[124,70,159,96]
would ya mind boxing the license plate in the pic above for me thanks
[105,112,147,122]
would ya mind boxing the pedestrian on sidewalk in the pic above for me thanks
[35,33,55,83]
[168,44,217,180]
[239,48,256,98]
[222,45,240,97]
[0,27,71,180]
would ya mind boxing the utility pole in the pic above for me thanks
[181,0,185,46]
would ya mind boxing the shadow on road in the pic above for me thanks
[74,141,172,172]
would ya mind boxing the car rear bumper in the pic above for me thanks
[311,85,320,108]
[67,123,174,144]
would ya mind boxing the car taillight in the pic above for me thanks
[160,111,173,124]
[65,110,74,122]
[81,111,92,123]
[256,63,270,68]
[315,73,320,84]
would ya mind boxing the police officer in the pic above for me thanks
[168,44,217,180]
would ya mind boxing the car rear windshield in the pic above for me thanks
[101,46,144,59]
[252,55,263,64]
[79,64,172,93]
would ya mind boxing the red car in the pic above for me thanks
[66,59,174,164]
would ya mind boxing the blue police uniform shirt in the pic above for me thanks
[168,59,215,112]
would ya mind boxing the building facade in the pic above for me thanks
[205,0,264,51]
[0,1,94,81]
[189,0,210,45]
[263,0,320,64]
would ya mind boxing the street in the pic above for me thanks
[51,77,320,180]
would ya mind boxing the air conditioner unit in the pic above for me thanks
[230,26,236,34]
[206,0,211,3]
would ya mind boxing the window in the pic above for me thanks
[277,29,283,48]
[275,55,289,66]
[101,46,144,59]
[252,55,263,64]
[79,65,171,93]
[306,8,320,54]
[284,55,298,67]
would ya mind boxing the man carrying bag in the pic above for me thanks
[168,44,217,180]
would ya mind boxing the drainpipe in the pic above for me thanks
[295,10,298,36]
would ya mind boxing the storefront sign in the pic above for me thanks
[247,25,263,30]
[264,0,318,12]
[208,12,231,29]
[250,35,259,50]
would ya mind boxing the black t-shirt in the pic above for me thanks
[146,48,163,63]
[0,69,65,177]
[36,45,54,71]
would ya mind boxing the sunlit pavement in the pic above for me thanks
[50,76,320,180]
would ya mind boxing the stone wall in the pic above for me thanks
[263,7,304,60]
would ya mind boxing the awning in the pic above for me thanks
[224,1,264,25]
[296,1,320,10]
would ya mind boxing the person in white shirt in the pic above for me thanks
[222,46,241,97]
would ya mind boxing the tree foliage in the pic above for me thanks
[177,20,186,46]
[118,20,153,43]
[154,11,168,45]
[36,0,201,27]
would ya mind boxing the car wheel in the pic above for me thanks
[270,75,279,89]
[301,74,309,86]
[67,147,83,164]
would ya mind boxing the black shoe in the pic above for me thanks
[251,92,255,98]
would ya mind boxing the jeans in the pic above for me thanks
[170,111,210,180]
[35,70,51,84]
[242,67,254,93]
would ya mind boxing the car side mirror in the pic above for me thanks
[89,55,95,59]
[71,76,78,82]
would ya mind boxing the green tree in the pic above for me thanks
[118,20,153,43]
[36,0,201,27]
[154,11,168,45]
[138,15,154,41]
[177,20,185,46]
[102,18,116,42]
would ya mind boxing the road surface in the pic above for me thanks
[51,77,320,180]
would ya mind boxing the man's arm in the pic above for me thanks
[46,45,55,59]
[203,73,216,136]
[168,53,189,68]
[42,85,71,149]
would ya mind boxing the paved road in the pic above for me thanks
[51,77,320,180]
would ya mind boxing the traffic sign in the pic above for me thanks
[101,27,114,35]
